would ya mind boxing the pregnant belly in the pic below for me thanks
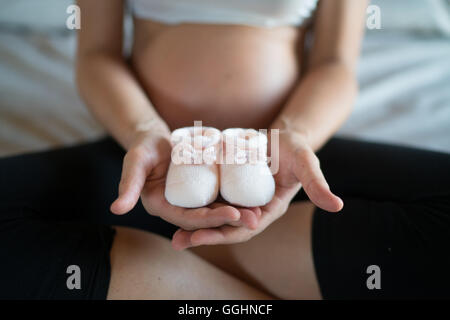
[132,23,302,130]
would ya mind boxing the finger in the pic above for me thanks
[306,178,343,212]
[178,205,241,230]
[174,214,264,249]
[111,149,151,215]
[143,190,241,230]
[238,208,260,229]
[171,229,192,251]
[189,226,245,247]
[226,207,261,229]
[252,207,263,219]
[172,228,230,250]
[293,149,343,212]
[147,194,241,229]
[210,203,247,227]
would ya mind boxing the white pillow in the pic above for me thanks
[0,0,75,31]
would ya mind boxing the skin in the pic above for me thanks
[76,0,367,299]
[107,226,272,299]
[189,201,321,300]
[108,202,316,300]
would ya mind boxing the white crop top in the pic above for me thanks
[127,0,319,28]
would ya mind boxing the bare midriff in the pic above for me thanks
[131,19,306,130]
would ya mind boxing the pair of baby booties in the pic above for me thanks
[164,127,275,208]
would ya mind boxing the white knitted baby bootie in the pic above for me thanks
[165,126,221,208]
[220,128,275,207]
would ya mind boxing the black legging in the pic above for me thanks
[0,137,449,299]
[295,138,450,299]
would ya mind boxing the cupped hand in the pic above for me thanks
[172,130,343,249]
[110,131,258,230]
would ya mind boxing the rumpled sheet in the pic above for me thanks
[0,30,449,157]
[338,31,450,153]
[0,31,104,156]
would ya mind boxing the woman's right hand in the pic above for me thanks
[110,131,255,230]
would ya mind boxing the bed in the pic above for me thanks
[0,0,449,157]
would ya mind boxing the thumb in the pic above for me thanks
[111,150,153,215]
[293,148,343,212]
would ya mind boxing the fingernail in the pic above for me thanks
[227,211,241,222]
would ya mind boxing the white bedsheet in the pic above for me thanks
[0,30,449,157]
[337,32,450,153]
[0,31,104,156]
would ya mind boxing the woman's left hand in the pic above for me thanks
[172,130,343,250]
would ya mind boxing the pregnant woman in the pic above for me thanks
[77,0,364,241]
[1,0,449,299]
